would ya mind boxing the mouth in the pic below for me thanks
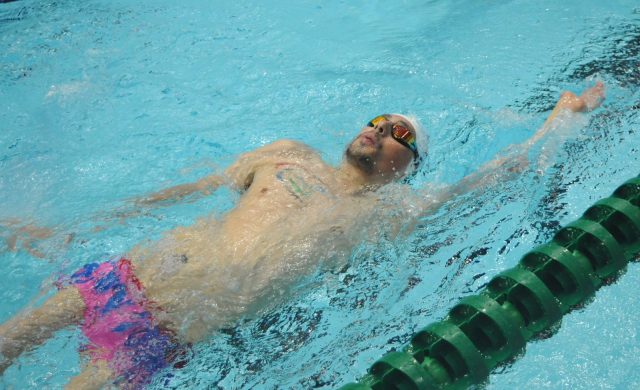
[359,133,377,146]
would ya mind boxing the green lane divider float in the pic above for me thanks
[340,175,640,390]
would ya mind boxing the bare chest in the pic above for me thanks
[222,161,340,228]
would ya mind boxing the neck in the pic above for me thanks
[335,161,383,193]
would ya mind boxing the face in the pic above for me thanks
[345,114,417,182]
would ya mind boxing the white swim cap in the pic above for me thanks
[392,113,428,174]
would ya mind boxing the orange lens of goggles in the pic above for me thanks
[392,124,415,144]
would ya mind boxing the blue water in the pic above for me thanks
[1,0,639,388]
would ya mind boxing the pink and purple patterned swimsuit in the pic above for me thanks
[69,258,189,388]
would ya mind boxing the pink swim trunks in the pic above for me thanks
[69,258,189,388]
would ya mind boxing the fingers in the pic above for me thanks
[580,81,606,111]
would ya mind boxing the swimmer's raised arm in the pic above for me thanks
[408,82,607,223]
[541,81,605,129]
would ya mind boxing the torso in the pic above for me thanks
[130,142,377,342]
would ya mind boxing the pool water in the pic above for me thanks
[1,0,639,388]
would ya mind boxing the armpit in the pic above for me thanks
[243,171,255,191]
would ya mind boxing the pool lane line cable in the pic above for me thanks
[339,175,640,390]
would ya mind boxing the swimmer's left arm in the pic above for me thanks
[386,153,525,238]
[407,82,607,222]
[433,152,527,203]
[388,139,549,237]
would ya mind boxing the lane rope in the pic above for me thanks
[340,175,640,390]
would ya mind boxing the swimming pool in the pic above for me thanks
[1,0,639,388]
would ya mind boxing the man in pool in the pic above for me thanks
[0,82,605,389]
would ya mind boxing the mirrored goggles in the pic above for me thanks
[367,115,419,160]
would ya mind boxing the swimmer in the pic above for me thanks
[0,82,605,389]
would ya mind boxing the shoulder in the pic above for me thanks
[260,139,311,152]
[253,139,320,160]
[226,139,323,190]
[230,139,320,171]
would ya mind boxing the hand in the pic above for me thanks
[543,81,606,128]
[557,81,606,113]
[0,219,62,259]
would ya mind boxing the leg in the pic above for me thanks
[65,360,114,390]
[0,287,84,374]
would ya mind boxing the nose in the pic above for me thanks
[373,120,391,136]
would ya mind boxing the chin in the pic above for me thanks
[345,146,376,174]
